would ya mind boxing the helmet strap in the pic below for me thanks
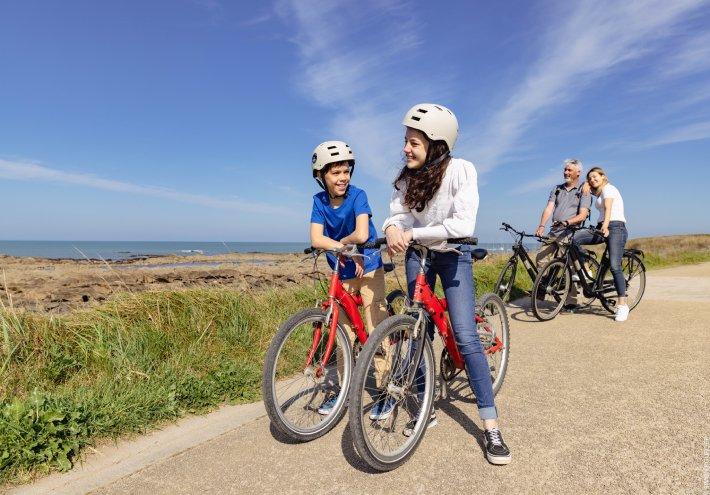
[420,151,450,172]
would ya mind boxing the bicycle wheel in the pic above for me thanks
[386,289,408,316]
[494,260,517,303]
[262,308,352,442]
[532,259,571,321]
[476,293,510,395]
[600,253,646,313]
[348,314,435,471]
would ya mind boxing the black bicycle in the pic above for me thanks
[532,226,646,321]
[494,222,551,303]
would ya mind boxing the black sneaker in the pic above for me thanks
[403,411,438,437]
[484,428,511,465]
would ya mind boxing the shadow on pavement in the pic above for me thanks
[268,422,304,445]
[340,422,382,474]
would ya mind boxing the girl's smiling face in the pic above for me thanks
[322,162,351,197]
[403,127,429,170]
[587,170,604,189]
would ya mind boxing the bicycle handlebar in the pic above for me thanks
[304,237,387,255]
[304,236,478,255]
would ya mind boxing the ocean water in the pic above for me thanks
[0,240,531,260]
[0,241,308,260]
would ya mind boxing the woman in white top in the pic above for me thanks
[382,103,511,465]
[574,166,630,321]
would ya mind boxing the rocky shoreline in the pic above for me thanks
[0,252,328,313]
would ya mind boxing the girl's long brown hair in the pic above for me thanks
[394,139,450,212]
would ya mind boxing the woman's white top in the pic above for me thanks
[595,183,626,223]
[382,158,479,245]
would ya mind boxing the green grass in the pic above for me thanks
[1,234,707,485]
[0,287,317,484]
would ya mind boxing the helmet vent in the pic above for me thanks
[327,145,337,149]
[434,105,442,110]
[417,108,428,113]
[330,152,340,156]
[410,116,421,121]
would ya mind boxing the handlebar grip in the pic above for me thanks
[502,222,511,229]
[360,237,387,249]
[304,247,315,254]
[447,237,478,245]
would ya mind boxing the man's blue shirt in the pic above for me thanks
[310,185,383,280]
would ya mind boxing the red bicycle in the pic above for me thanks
[262,241,405,442]
[348,238,510,471]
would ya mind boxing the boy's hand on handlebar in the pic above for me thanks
[535,225,545,237]
[600,224,609,238]
[354,256,365,278]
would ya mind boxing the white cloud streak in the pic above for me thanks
[509,171,563,195]
[0,159,296,216]
[469,0,707,172]
[657,31,710,79]
[643,120,710,147]
[276,0,451,179]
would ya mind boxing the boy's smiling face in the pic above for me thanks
[322,162,351,197]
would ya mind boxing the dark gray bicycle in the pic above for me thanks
[494,222,551,303]
[532,226,646,321]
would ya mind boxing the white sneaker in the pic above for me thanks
[615,305,629,322]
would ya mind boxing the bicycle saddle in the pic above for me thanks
[472,248,488,261]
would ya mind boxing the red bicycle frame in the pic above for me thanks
[412,251,504,372]
[304,253,368,376]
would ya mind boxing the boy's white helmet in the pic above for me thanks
[402,103,458,151]
[311,141,355,189]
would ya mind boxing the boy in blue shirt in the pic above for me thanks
[309,141,393,419]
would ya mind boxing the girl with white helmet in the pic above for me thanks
[309,141,390,416]
[382,103,512,465]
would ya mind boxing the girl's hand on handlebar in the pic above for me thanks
[600,224,609,238]
[535,225,545,237]
[385,226,409,254]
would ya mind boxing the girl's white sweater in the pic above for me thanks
[382,158,479,242]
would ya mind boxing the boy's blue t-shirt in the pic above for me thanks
[310,185,383,280]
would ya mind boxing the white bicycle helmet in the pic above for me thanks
[402,103,458,151]
[311,141,355,189]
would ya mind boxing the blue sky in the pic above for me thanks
[1,0,709,243]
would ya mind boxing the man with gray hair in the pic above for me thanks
[534,158,592,309]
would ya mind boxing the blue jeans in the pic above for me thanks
[405,246,497,420]
[572,221,628,297]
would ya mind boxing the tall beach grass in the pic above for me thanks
[1,234,708,484]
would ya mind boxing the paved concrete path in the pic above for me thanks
[13,263,710,495]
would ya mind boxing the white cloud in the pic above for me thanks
[276,0,451,180]
[643,120,710,147]
[657,31,710,79]
[509,171,562,195]
[0,159,297,216]
[467,0,707,172]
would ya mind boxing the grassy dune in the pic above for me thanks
[1,234,707,484]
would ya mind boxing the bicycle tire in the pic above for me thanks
[348,314,435,471]
[494,260,517,303]
[532,259,571,321]
[262,308,352,442]
[477,293,510,395]
[599,253,646,313]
